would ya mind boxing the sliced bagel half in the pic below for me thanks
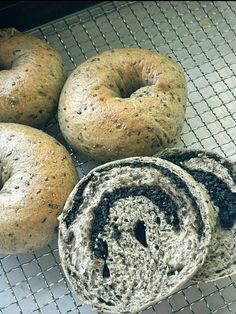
[58,156,215,313]
[158,148,236,282]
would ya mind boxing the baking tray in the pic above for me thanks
[1,1,236,313]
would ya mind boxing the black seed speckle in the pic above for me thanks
[98,298,114,306]
[66,230,75,244]
[13,49,21,55]
[112,227,121,240]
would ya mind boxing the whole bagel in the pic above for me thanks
[0,28,65,127]
[59,48,187,162]
[0,123,78,254]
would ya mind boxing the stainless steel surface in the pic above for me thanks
[1,1,236,313]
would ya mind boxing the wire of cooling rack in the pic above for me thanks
[1,1,236,314]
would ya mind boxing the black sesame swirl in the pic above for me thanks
[159,148,236,282]
[90,185,179,273]
[160,149,236,230]
[58,156,214,314]
[64,159,205,238]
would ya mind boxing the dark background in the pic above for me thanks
[0,1,98,31]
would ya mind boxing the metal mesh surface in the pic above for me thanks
[1,1,236,313]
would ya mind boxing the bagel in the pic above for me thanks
[58,48,187,162]
[58,157,214,313]
[0,28,65,127]
[0,123,78,254]
[158,148,236,282]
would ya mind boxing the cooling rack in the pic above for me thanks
[1,1,236,313]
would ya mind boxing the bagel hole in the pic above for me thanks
[0,166,3,191]
[0,62,11,71]
[0,170,5,191]
[0,167,11,191]
[118,77,154,98]
[119,80,143,98]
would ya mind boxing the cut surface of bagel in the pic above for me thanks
[58,157,214,313]
[158,148,236,282]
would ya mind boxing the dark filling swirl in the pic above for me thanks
[63,160,206,279]
[162,151,236,229]
[90,185,179,274]
[162,150,236,184]
[64,161,204,240]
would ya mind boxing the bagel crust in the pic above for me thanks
[0,28,65,127]
[58,48,187,162]
[0,123,78,254]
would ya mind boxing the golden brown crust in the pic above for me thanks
[0,123,78,254]
[59,48,187,162]
[0,28,65,127]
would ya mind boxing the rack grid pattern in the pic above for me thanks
[1,1,236,313]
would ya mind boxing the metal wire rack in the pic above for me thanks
[1,1,236,313]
